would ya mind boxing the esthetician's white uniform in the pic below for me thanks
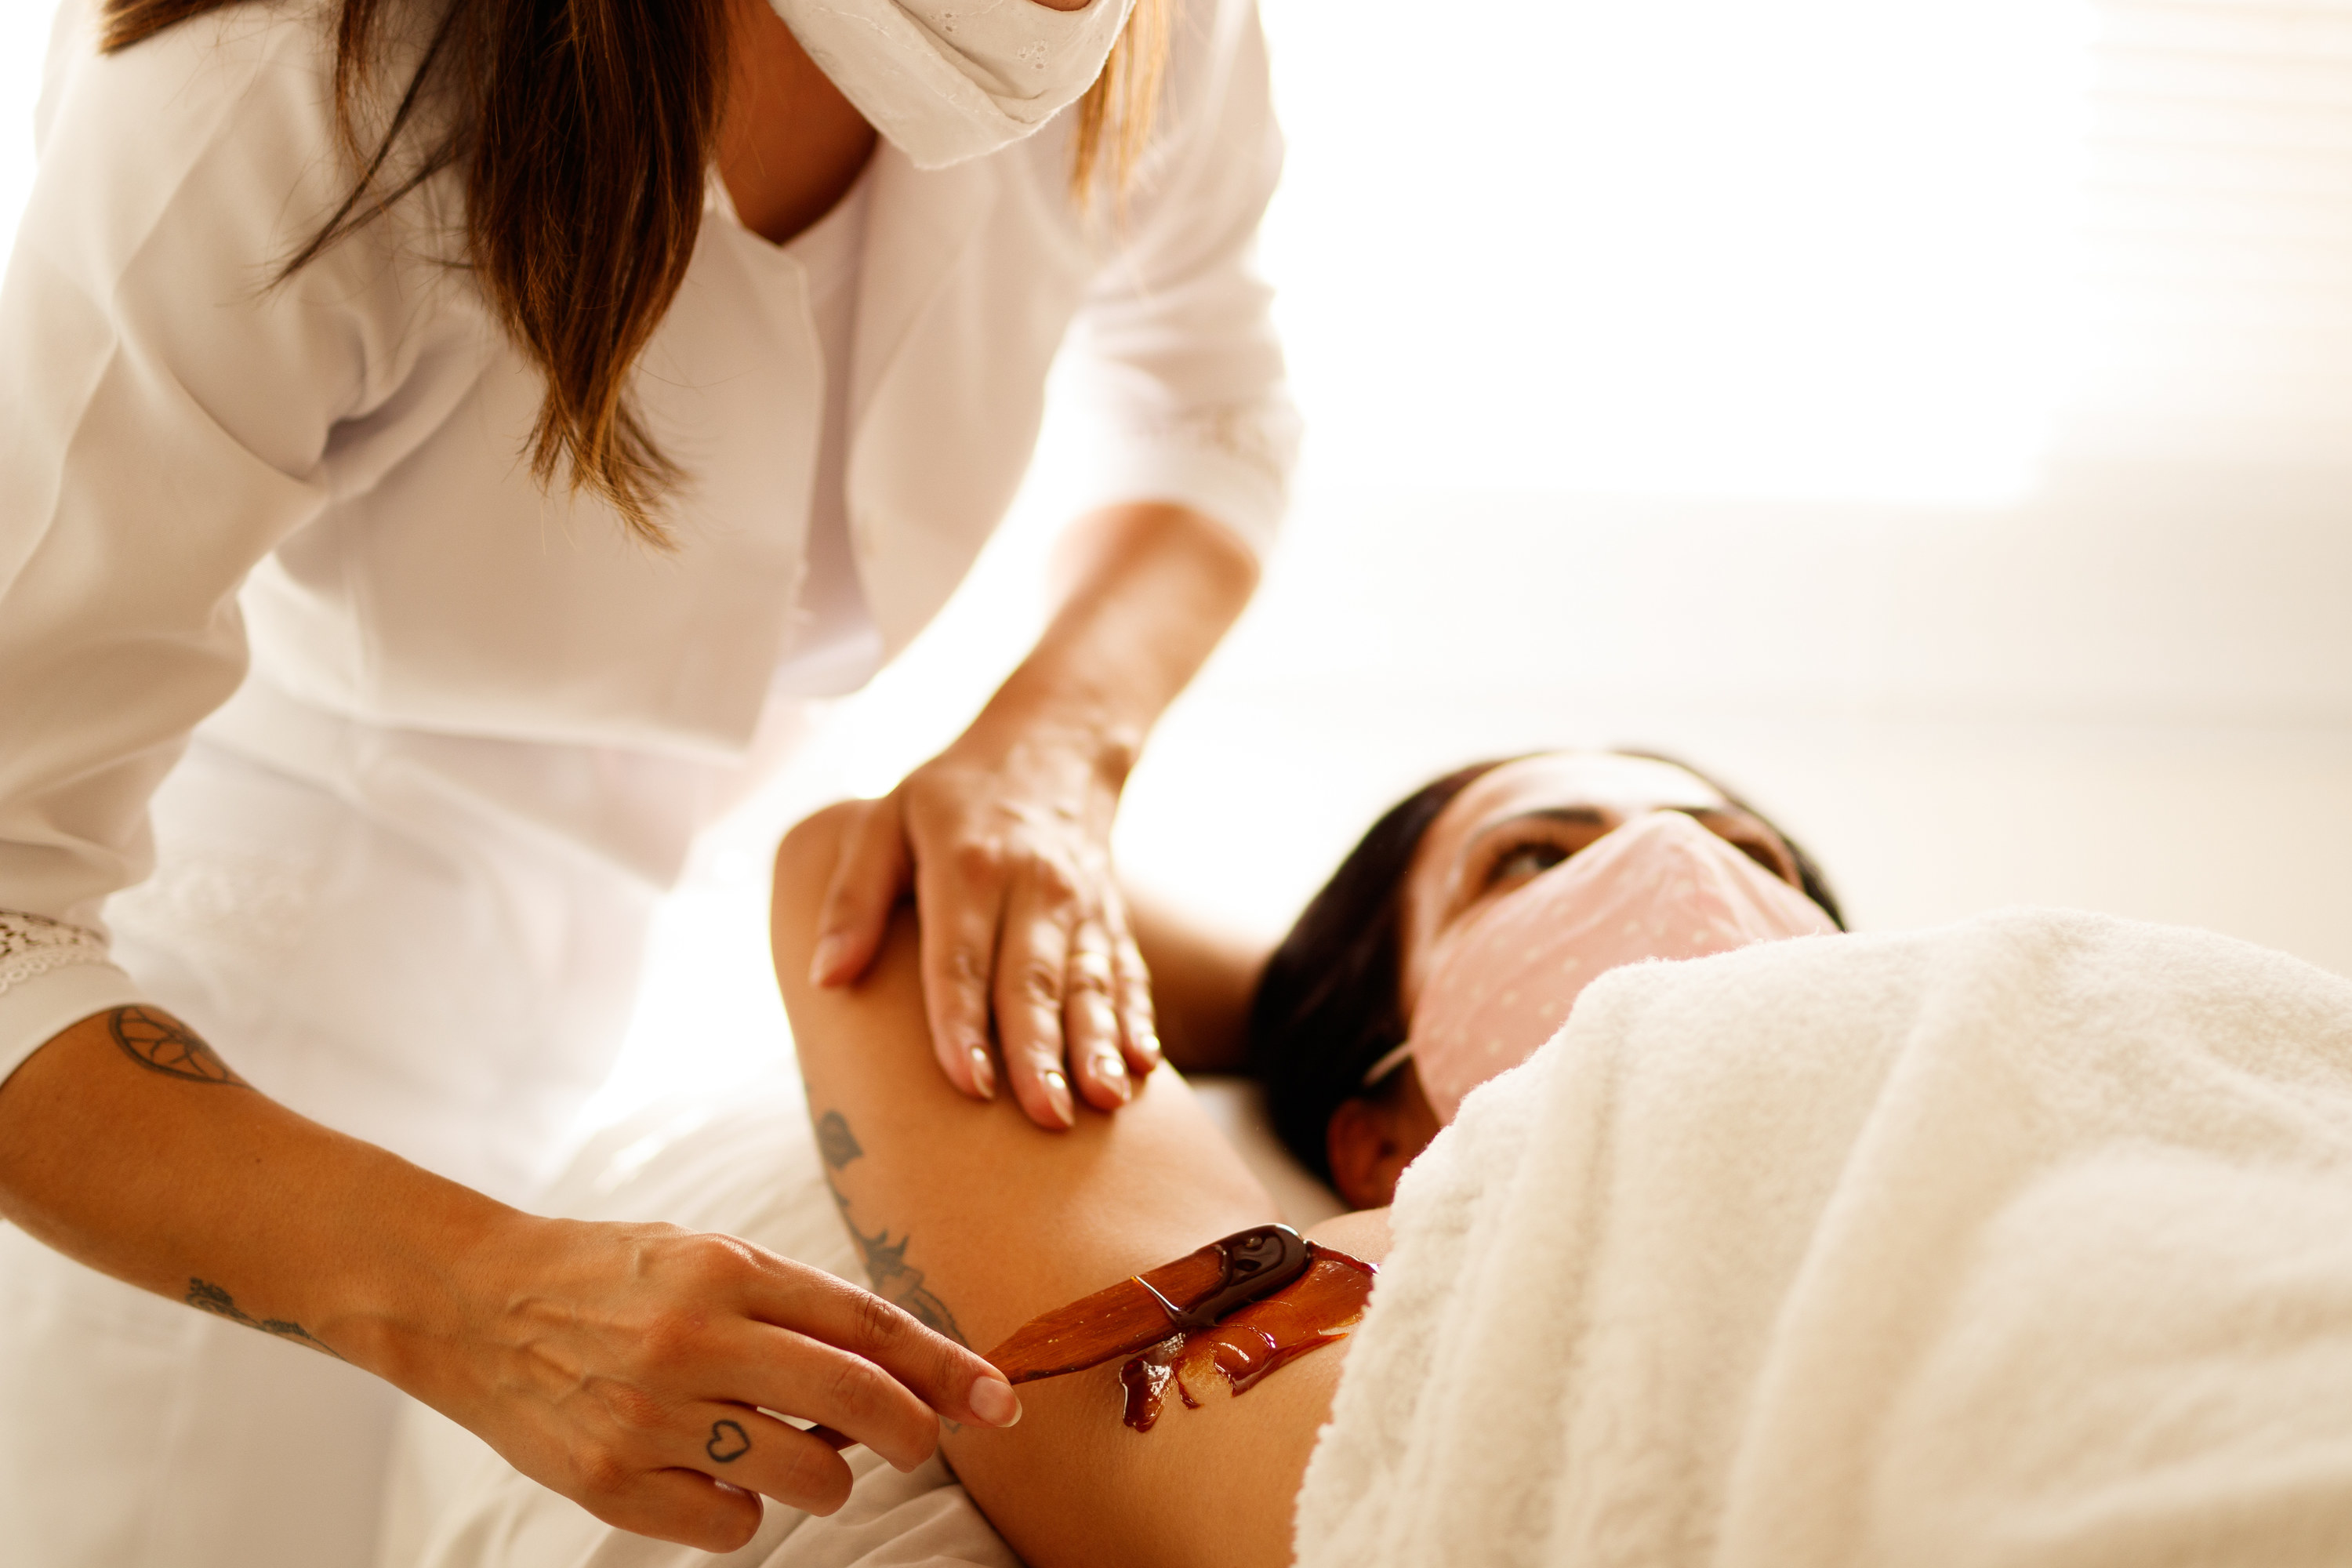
[0,0,1294,1558]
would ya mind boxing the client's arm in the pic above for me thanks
[774,805,1385,1568]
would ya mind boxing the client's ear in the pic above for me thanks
[1325,1066,1442,1211]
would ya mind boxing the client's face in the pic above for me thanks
[1324,752,1814,1213]
[1397,753,1803,1020]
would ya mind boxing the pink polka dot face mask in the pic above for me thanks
[1402,810,1838,1124]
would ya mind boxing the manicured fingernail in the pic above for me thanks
[809,935,844,985]
[1135,1030,1163,1069]
[969,1375,1021,1428]
[1094,1050,1131,1102]
[967,1044,996,1100]
[1041,1070,1075,1127]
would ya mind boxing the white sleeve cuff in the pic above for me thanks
[0,959,148,1090]
[1071,397,1303,564]
[1073,444,1286,563]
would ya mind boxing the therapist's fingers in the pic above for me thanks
[1062,917,1131,1112]
[809,796,912,989]
[914,837,1007,1103]
[586,1407,851,1544]
[708,1322,938,1473]
[673,1404,859,1515]
[993,873,1080,1129]
[466,1223,1021,1555]
[731,1235,1022,1436]
[592,1468,769,1554]
[1103,895,1162,1077]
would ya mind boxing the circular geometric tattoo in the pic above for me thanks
[108,1005,245,1087]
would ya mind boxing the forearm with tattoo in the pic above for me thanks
[89,1007,341,1355]
[183,1277,343,1359]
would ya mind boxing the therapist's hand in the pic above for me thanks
[810,715,1160,1127]
[429,1214,1022,1551]
[804,502,1258,1130]
[0,1009,1020,1557]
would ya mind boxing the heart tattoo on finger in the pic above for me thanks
[706,1419,751,1463]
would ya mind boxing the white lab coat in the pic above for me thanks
[0,0,1294,1559]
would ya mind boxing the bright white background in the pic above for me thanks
[6,0,2350,1130]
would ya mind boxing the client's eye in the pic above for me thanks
[1726,834,1796,884]
[1487,842,1570,887]
[1457,815,1609,915]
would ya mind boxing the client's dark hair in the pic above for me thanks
[1245,752,1844,1182]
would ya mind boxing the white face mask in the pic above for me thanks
[770,0,1138,170]
[1396,810,1839,1124]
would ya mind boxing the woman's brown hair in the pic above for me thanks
[98,0,1168,546]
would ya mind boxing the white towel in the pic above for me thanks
[1295,909,2352,1567]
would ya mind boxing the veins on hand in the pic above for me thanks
[109,1007,247,1087]
[815,1109,969,1347]
[184,1279,343,1359]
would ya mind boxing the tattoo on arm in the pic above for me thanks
[843,1218,969,1347]
[817,1109,862,1171]
[814,1110,969,1347]
[184,1279,343,1359]
[109,1007,247,1087]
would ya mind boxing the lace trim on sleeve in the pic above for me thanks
[0,911,113,996]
